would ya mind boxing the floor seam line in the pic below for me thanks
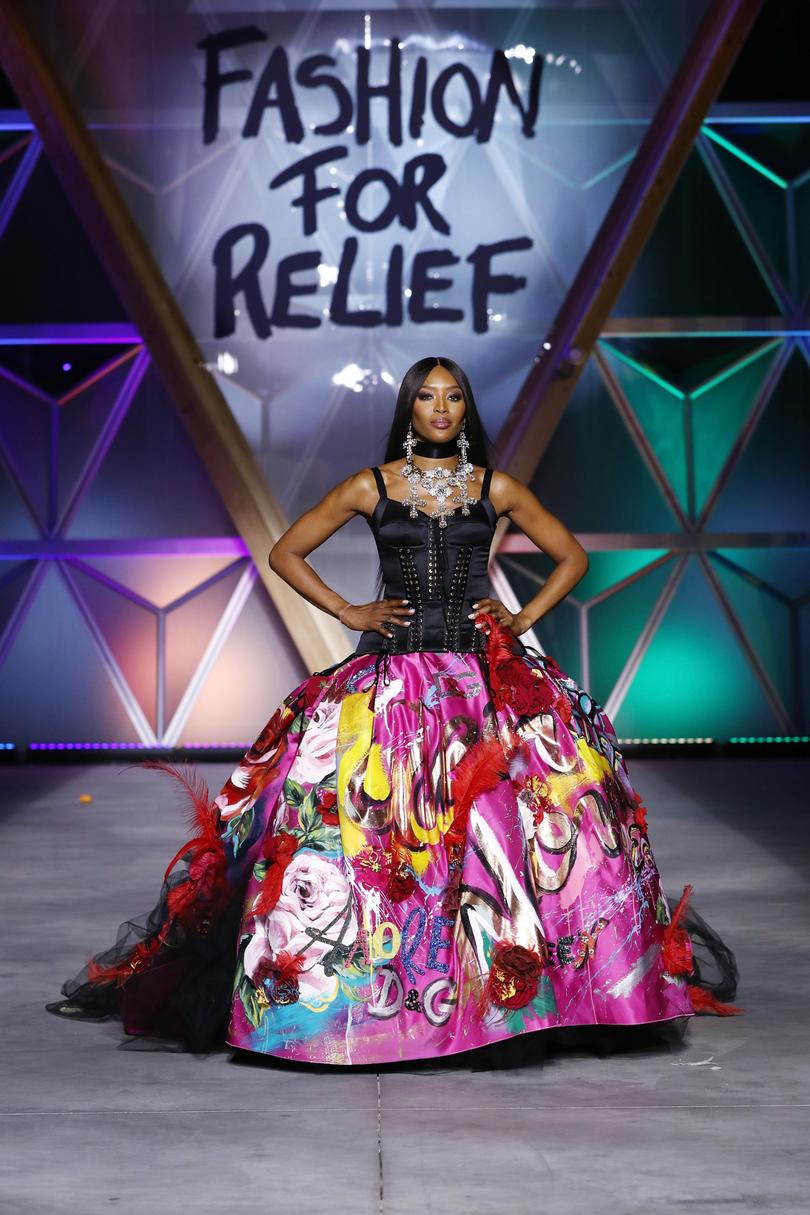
[377,1071,384,1215]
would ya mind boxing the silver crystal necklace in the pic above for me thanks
[401,422,476,528]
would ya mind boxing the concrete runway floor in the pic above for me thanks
[0,757,807,1214]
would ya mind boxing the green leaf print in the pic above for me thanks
[283,777,306,807]
[298,793,320,835]
[313,826,342,853]
[230,806,255,851]
[239,974,264,1029]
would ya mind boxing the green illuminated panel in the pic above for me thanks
[613,557,782,738]
[588,557,674,706]
[714,548,810,600]
[691,342,781,514]
[601,343,688,510]
[709,554,795,718]
[530,362,679,531]
[711,348,809,531]
[615,153,777,315]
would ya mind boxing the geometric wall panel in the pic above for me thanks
[164,561,250,727]
[713,547,810,601]
[603,351,690,512]
[66,363,237,540]
[78,555,241,609]
[0,558,37,646]
[587,557,676,709]
[0,450,39,539]
[610,557,784,738]
[710,347,810,531]
[0,372,51,531]
[0,564,142,743]
[599,336,785,522]
[690,341,781,516]
[0,152,127,325]
[614,151,780,315]
[56,352,145,525]
[179,577,307,747]
[527,361,681,533]
[67,563,159,732]
[710,553,797,720]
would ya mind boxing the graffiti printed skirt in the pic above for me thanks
[49,619,738,1063]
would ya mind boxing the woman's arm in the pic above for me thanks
[471,470,589,636]
[269,469,414,640]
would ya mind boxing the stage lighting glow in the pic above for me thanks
[216,352,238,375]
[332,362,372,392]
[505,45,536,64]
[317,263,339,287]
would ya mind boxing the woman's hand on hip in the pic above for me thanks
[339,599,415,638]
[469,598,532,637]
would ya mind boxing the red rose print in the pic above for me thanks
[315,788,339,825]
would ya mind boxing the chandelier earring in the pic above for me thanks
[456,418,469,465]
[404,422,416,463]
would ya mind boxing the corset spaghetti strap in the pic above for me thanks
[371,465,387,504]
[481,466,493,501]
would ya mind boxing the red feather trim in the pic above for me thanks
[269,949,306,985]
[687,984,744,1016]
[661,885,744,1015]
[86,761,230,989]
[252,830,300,917]
[661,883,694,977]
[479,612,520,666]
[479,613,563,717]
[445,737,509,855]
[128,760,222,880]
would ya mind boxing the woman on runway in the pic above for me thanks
[48,356,740,1062]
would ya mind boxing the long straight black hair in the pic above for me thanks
[382,356,493,466]
[371,357,494,600]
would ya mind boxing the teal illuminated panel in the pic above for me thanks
[614,558,783,738]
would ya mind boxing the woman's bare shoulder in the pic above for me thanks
[488,469,532,515]
[305,467,381,518]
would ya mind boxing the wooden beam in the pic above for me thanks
[494,0,765,503]
[0,0,349,670]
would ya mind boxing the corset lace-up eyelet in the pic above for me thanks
[396,547,423,652]
[443,544,473,650]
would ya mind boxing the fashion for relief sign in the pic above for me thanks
[200,28,544,339]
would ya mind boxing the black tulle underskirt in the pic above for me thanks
[47,860,739,1068]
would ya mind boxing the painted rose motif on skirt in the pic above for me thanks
[292,700,343,785]
[244,851,357,1006]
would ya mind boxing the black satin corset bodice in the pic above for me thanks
[354,466,499,656]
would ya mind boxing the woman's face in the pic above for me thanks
[410,365,466,445]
